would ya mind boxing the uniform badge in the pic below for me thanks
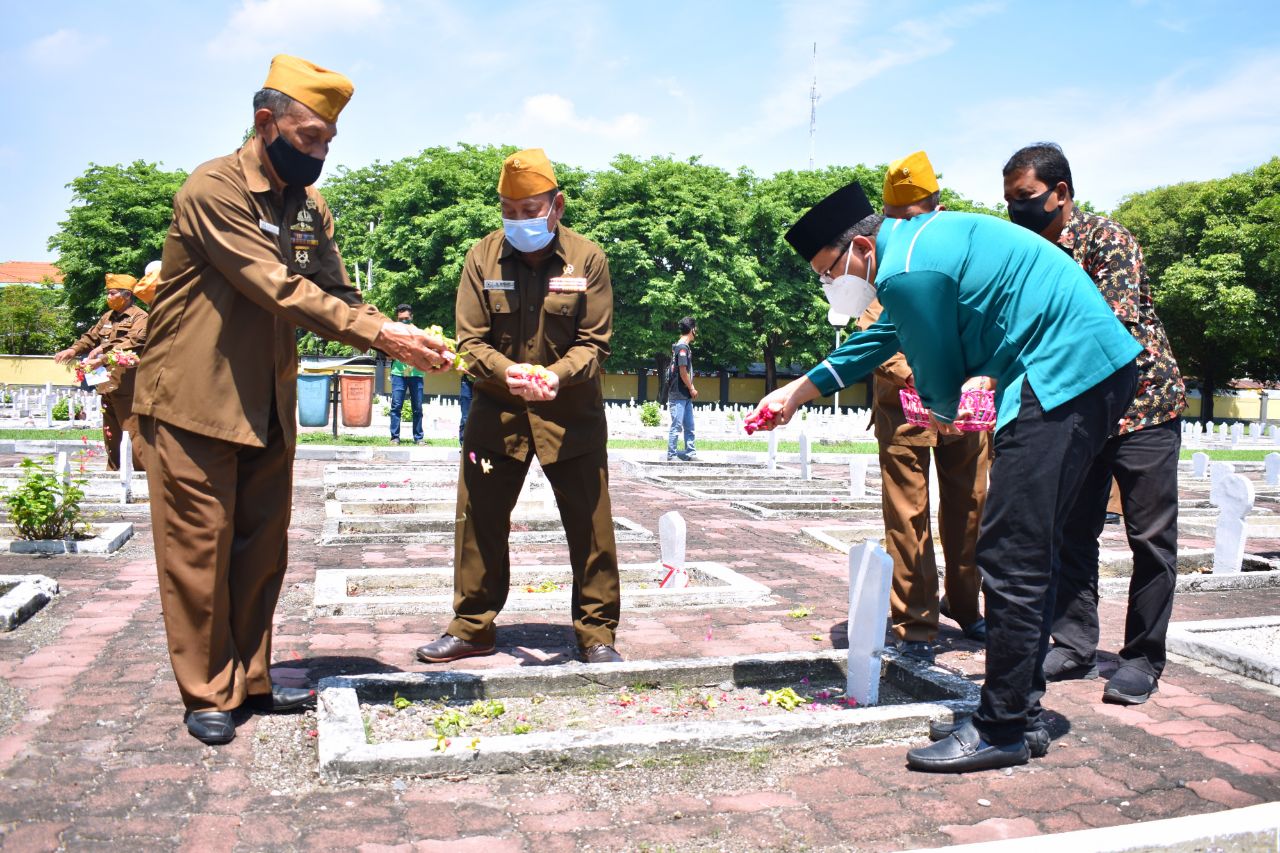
[483,279,515,291]
[548,276,587,292]
[296,208,315,224]
[305,197,318,211]
[563,263,574,275]
[295,249,311,267]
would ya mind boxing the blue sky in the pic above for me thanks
[4,0,1280,262]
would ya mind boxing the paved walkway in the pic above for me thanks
[0,453,1278,851]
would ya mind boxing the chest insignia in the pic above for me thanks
[548,276,587,293]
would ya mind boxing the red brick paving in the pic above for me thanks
[0,454,1277,851]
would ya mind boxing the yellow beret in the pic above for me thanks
[104,273,137,292]
[498,148,558,199]
[262,54,353,124]
[883,150,940,206]
[133,270,159,305]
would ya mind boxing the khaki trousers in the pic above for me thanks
[449,444,619,648]
[136,413,292,712]
[101,390,144,472]
[880,432,989,642]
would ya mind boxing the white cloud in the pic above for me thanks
[207,0,386,57]
[24,29,106,70]
[936,53,1280,210]
[461,94,648,155]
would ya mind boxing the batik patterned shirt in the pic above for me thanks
[1057,207,1186,433]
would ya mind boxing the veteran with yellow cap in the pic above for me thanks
[414,148,624,666]
[54,272,150,471]
[130,54,456,746]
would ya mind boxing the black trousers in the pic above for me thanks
[973,364,1137,746]
[1052,417,1180,677]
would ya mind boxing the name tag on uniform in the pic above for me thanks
[548,276,587,292]
[259,219,280,236]
[483,279,515,291]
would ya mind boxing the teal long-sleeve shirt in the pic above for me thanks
[805,211,1142,431]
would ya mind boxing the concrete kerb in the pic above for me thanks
[0,521,133,555]
[1167,614,1280,687]
[0,573,58,630]
[907,801,1280,853]
[313,561,773,617]
[316,649,979,780]
[318,515,653,546]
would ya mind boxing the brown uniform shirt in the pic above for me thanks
[856,299,939,447]
[455,226,612,464]
[133,144,386,447]
[71,304,149,357]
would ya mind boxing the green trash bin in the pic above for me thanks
[297,374,331,427]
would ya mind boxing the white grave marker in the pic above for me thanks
[1192,452,1210,479]
[119,431,134,504]
[1266,453,1280,487]
[849,456,868,500]
[767,430,778,472]
[798,433,811,481]
[54,451,70,488]
[846,539,894,706]
[658,510,689,589]
[1209,465,1254,575]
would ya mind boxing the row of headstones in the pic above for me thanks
[1189,451,1280,486]
[1183,420,1280,447]
[0,385,102,428]
[50,432,135,505]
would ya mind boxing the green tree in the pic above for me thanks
[48,161,187,331]
[0,284,73,354]
[1114,158,1280,420]
[581,154,758,377]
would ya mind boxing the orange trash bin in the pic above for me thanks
[339,373,374,428]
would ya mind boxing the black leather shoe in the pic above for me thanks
[580,644,624,663]
[1043,646,1098,681]
[939,598,986,642]
[1103,665,1158,705]
[245,685,317,713]
[185,710,235,745]
[928,716,1050,758]
[415,634,496,663]
[896,641,935,664]
[1104,511,1122,525]
[907,719,1029,773]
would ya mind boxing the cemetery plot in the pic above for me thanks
[0,522,133,555]
[317,648,977,780]
[0,574,58,630]
[1167,615,1280,688]
[314,562,773,617]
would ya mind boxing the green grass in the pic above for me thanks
[2,428,1275,462]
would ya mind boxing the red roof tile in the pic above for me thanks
[0,261,63,285]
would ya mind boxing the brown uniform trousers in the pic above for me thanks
[68,305,148,471]
[133,142,386,711]
[859,301,989,642]
[451,226,619,649]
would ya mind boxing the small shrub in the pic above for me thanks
[639,400,661,427]
[3,456,86,540]
[51,397,85,421]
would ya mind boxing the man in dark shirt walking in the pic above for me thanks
[666,316,698,461]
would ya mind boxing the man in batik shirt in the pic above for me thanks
[1003,142,1186,705]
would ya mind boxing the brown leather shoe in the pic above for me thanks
[580,644,623,663]
[415,634,495,663]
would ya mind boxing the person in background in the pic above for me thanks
[53,273,148,471]
[389,303,426,446]
[1003,142,1185,705]
[666,316,698,461]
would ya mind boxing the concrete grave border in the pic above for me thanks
[314,561,773,617]
[316,649,979,780]
[318,515,653,546]
[0,574,58,630]
[1167,614,1280,687]
[0,522,133,555]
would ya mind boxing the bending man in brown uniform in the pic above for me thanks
[133,55,453,745]
[416,148,623,665]
[53,273,148,471]
[861,152,988,663]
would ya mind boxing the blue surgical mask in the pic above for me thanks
[502,213,556,253]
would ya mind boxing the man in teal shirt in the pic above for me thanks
[758,181,1140,773]
[390,303,425,445]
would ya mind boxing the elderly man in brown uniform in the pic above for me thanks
[848,152,989,664]
[53,273,148,471]
[415,148,623,666]
[133,55,453,745]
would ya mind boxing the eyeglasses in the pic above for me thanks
[818,244,853,286]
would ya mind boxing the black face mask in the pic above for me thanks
[1007,187,1061,234]
[265,123,325,187]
